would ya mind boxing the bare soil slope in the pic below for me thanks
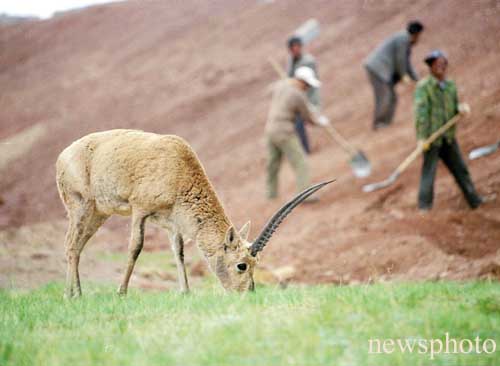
[1,0,499,288]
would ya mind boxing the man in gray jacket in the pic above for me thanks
[287,36,321,153]
[365,21,424,130]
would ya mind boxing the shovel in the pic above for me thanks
[468,140,500,160]
[363,113,463,193]
[268,58,371,178]
[293,18,321,45]
[323,124,372,178]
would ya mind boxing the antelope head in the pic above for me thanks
[214,180,334,292]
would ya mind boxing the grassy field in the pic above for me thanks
[0,282,499,366]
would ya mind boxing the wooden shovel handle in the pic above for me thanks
[424,113,463,146]
[395,113,463,175]
[268,57,287,79]
[324,124,358,156]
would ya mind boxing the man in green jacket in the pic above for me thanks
[415,50,483,210]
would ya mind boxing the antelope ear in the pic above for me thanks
[239,221,251,241]
[224,226,237,247]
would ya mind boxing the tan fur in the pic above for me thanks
[56,129,256,297]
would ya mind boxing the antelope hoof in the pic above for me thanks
[117,286,127,296]
[64,291,81,300]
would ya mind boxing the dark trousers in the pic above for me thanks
[367,69,397,129]
[418,139,482,209]
[294,115,310,154]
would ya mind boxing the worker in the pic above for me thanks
[365,21,424,130]
[266,66,329,201]
[415,50,484,211]
[287,36,321,153]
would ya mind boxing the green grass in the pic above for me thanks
[0,282,499,366]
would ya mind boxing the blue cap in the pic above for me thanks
[424,50,447,66]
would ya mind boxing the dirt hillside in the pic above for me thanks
[1,0,499,289]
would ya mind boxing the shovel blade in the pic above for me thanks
[294,19,320,45]
[468,143,499,160]
[362,173,398,193]
[350,151,372,178]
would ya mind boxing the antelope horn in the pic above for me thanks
[250,179,335,257]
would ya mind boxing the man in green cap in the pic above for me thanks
[415,50,484,210]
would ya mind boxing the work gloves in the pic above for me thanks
[418,140,431,152]
[318,115,330,127]
[458,102,471,115]
[402,75,413,85]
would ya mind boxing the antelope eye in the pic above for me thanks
[236,263,248,272]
